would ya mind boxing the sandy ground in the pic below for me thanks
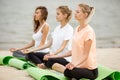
[0,48,120,80]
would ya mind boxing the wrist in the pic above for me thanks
[54,52,58,55]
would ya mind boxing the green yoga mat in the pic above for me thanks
[81,65,120,80]
[8,58,32,69]
[27,67,69,80]
[96,65,120,80]
[0,56,13,65]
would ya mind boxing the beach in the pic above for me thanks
[0,48,120,80]
[0,0,120,80]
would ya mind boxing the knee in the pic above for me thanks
[64,69,72,78]
[26,53,34,60]
[12,50,20,56]
[46,58,56,68]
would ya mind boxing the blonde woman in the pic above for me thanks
[46,4,98,80]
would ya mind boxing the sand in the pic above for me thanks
[0,48,120,80]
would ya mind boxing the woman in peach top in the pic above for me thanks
[46,3,98,80]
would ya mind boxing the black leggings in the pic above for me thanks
[26,52,49,65]
[12,50,28,60]
[47,58,98,80]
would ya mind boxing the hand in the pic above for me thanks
[21,49,30,54]
[9,48,19,52]
[43,54,51,60]
[43,54,55,60]
[37,63,46,69]
[66,63,74,70]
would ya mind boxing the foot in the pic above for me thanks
[37,63,46,69]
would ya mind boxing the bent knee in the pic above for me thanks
[46,58,57,68]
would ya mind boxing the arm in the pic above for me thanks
[9,40,35,52]
[52,50,71,58]
[29,38,52,52]
[38,24,49,47]
[28,25,50,52]
[84,39,92,55]
[43,50,71,60]
[19,40,35,50]
[53,40,69,55]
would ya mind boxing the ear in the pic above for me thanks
[84,13,88,18]
[64,13,67,18]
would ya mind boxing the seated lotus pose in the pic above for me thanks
[9,6,50,61]
[46,3,98,80]
[25,6,73,68]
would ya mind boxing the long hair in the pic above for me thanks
[33,6,48,32]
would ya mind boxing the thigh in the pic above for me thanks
[33,52,49,59]
[26,52,48,61]
[49,58,69,66]
[13,50,25,57]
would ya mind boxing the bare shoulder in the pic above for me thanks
[42,23,50,32]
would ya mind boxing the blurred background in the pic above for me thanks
[0,0,120,50]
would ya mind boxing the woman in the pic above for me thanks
[9,6,50,60]
[26,6,73,68]
[46,3,98,80]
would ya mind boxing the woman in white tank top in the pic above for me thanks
[26,6,73,68]
[9,6,50,60]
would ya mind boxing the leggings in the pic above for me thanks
[26,52,49,65]
[12,50,29,60]
[47,58,98,80]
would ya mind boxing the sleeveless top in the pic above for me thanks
[32,23,49,53]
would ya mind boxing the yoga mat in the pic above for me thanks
[96,65,120,80]
[8,58,32,69]
[81,65,120,80]
[0,56,13,65]
[27,67,69,80]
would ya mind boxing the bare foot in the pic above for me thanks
[37,63,46,69]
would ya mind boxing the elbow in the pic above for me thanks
[47,43,52,48]
[60,47,65,52]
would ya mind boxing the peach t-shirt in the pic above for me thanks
[71,25,97,70]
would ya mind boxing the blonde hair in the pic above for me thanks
[78,4,93,17]
[57,6,72,22]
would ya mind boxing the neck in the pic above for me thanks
[79,20,88,28]
[60,20,67,28]
[39,20,45,26]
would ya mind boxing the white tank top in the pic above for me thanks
[32,23,49,53]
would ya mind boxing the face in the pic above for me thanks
[74,6,86,21]
[56,9,66,22]
[34,9,42,21]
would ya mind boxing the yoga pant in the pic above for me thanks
[64,68,98,80]
[26,52,49,65]
[46,58,69,68]
[46,58,98,80]
[13,50,29,60]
